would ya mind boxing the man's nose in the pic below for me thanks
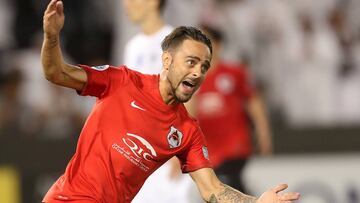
[191,65,202,78]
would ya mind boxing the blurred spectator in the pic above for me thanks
[281,12,340,127]
[0,0,15,78]
[112,0,206,66]
[7,32,90,139]
[193,24,273,193]
[111,0,139,66]
[210,0,360,127]
[164,0,206,27]
[0,69,34,136]
[328,3,360,125]
[207,0,301,115]
[346,0,360,39]
[122,0,172,73]
[281,1,360,127]
[0,0,14,50]
[13,33,57,122]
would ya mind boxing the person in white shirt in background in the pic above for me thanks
[123,0,172,74]
[121,0,201,202]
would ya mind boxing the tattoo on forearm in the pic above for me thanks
[206,184,257,203]
[208,194,219,203]
[46,36,59,48]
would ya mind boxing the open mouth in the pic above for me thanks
[181,79,197,93]
[182,80,195,88]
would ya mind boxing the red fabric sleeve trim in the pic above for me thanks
[181,163,213,173]
[76,65,93,96]
[76,65,109,98]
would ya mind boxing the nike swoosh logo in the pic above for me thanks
[131,101,146,111]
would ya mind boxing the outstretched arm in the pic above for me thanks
[190,168,257,203]
[207,183,257,203]
[190,168,299,203]
[42,0,87,90]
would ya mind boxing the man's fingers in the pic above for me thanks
[45,0,58,13]
[44,1,63,19]
[279,192,300,201]
[45,10,57,19]
[271,184,288,193]
[56,1,64,15]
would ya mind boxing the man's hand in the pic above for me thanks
[257,184,300,203]
[41,0,87,90]
[43,0,65,37]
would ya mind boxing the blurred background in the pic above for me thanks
[0,0,359,202]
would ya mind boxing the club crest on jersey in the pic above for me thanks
[167,126,183,148]
[91,65,109,71]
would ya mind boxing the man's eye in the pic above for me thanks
[187,60,195,66]
[201,65,209,73]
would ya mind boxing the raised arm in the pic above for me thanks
[190,168,300,203]
[42,0,87,90]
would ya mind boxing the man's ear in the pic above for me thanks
[162,51,172,71]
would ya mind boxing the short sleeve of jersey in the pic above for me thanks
[77,64,128,98]
[237,66,256,99]
[177,127,212,173]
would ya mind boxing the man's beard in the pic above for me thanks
[168,74,192,103]
[169,80,192,103]
[175,89,192,103]
[167,63,195,103]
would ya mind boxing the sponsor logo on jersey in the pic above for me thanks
[123,133,157,161]
[202,146,209,160]
[91,65,110,71]
[112,133,157,172]
[167,126,183,148]
[130,101,146,111]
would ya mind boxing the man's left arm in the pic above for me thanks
[190,168,300,203]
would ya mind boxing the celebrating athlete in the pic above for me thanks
[41,0,300,202]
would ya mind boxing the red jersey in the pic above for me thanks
[43,65,211,203]
[196,62,255,168]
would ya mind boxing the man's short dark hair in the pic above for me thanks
[161,26,213,56]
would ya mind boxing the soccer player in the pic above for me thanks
[121,0,196,202]
[195,25,273,193]
[41,0,300,202]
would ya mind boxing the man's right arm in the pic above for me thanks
[42,0,87,90]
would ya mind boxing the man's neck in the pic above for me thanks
[141,13,165,35]
[159,71,177,105]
